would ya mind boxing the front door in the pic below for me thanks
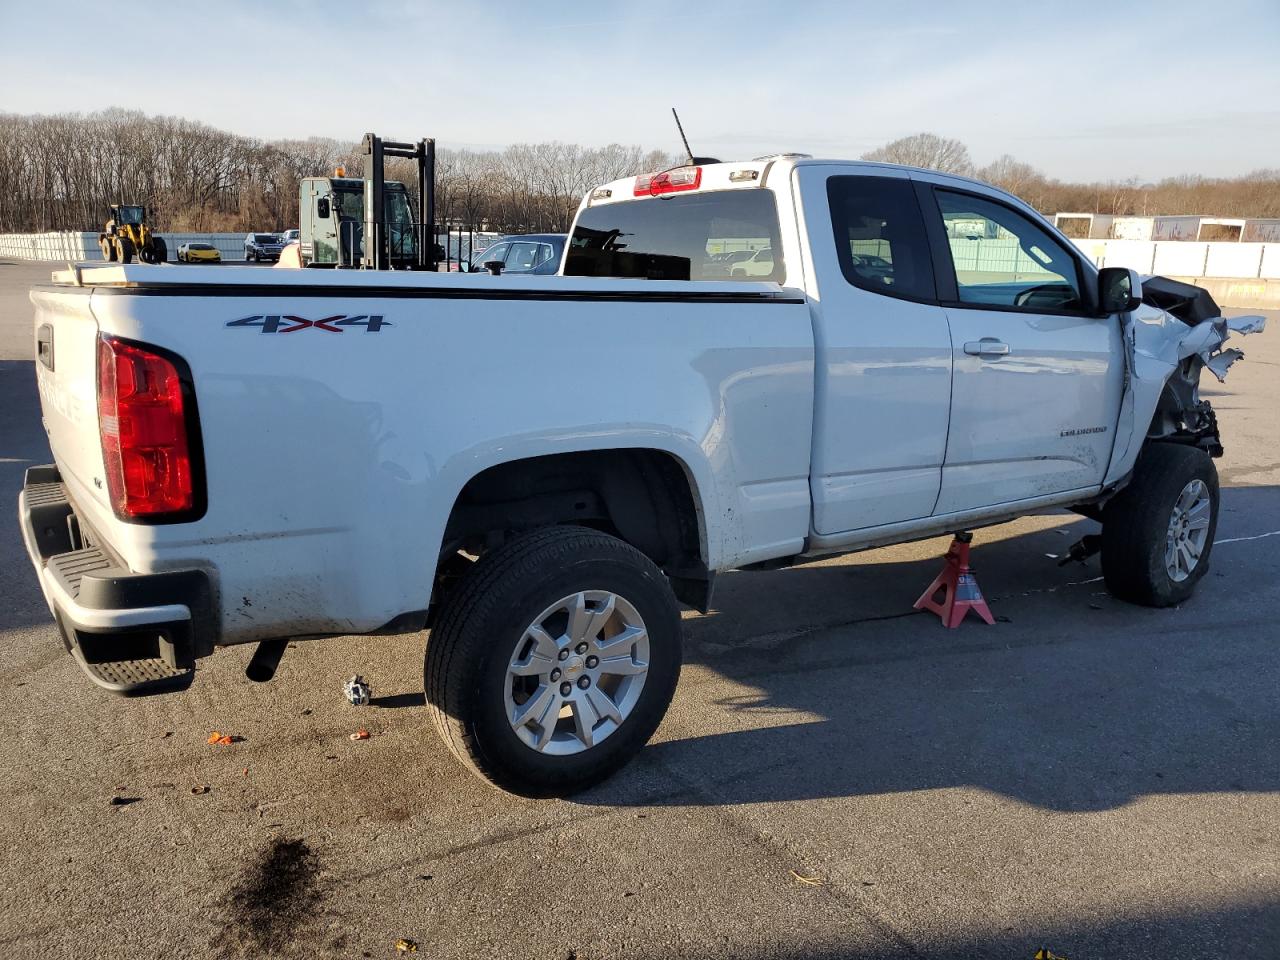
[920,183,1124,515]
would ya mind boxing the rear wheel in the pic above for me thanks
[100,235,116,262]
[150,237,167,264]
[425,526,682,797]
[1101,443,1219,607]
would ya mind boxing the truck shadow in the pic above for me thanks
[582,484,1280,812]
[0,360,55,632]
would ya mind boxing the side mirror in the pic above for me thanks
[484,260,505,276]
[317,198,330,219]
[1098,266,1143,314]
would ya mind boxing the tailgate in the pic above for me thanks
[30,285,110,517]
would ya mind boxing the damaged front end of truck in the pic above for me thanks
[1103,275,1266,492]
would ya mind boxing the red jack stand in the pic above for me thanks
[914,531,995,628]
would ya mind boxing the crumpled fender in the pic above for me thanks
[1103,301,1266,488]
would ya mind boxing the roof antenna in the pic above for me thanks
[672,107,695,166]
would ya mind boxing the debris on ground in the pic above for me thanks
[108,796,141,806]
[191,785,210,795]
[344,675,372,706]
[789,869,825,886]
[349,729,371,741]
[394,938,418,954]
[207,731,243,746]
[1034,950,1070,960]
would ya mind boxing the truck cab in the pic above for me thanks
[299,176,418,268]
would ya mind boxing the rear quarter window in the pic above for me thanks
[827,175,937,302]
[565,190,784,281]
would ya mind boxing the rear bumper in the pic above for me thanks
[18,464,216,695]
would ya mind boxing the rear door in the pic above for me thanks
[918,182,1124,514]
[800,167,954,533]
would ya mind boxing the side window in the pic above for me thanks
[507,241,544,271]
[935,190,1083,312]
[826,175,936,301]
[474,242,509,267]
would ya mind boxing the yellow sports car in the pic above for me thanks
[177,242,222,264]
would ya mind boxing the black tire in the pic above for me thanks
[150,237,167,264]
[246,249,255,262]
[425,526,682,797]
[117,237,135,264]
[1101,443,1219,607]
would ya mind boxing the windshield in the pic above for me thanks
[117,206,143,225]
[385,186,417,258]
[254,234,277,243]
[333,187,363,221]
[385,187,414,226]
[565,190,784,281]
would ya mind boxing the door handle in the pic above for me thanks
[963,338,1010,357]
[36,323,54,371]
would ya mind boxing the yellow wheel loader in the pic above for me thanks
[98,205,168,264]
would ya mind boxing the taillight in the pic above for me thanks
[97,335,199,520]
[634,166,702,197]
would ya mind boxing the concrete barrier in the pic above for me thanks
[1168,277,1280,311]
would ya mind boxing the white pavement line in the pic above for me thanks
[1215,530,1280,545]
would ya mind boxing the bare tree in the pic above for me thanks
[862,132,974,175]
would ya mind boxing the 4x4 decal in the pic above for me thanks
[227,314,390,333]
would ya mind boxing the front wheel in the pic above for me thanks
[425,526,682,797]
[1101,443,1219,607]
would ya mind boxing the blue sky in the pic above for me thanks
[2,0,1277,181]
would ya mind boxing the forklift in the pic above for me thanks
[298,133,438,270]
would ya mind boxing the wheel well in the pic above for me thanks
[437,450,711,611]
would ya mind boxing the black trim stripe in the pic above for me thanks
[73,282,806,305]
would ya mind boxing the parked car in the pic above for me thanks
[469,233,565,275]
[20,155,1264,798]
[278,229,300,244]
[729,246,776,278]
[705,249,756,277]
[176,242,222,264]
[244,233,285,262]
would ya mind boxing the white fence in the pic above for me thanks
[0,231,249,262]
[1069,239,1280,280]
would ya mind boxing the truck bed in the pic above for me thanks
[32,263,816,648]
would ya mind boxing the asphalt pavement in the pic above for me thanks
[0,258,1276,959]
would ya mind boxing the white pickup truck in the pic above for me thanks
[19,155,1263,796]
